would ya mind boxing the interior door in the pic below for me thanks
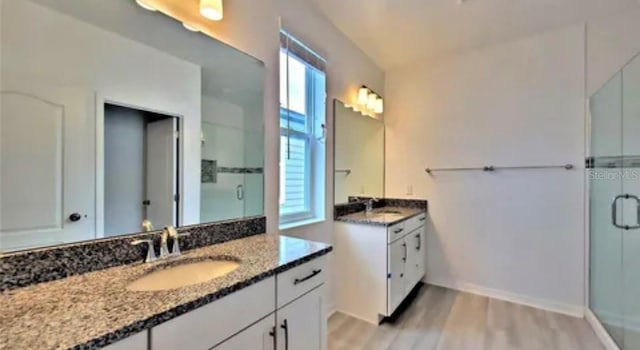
[1,82,95,251]
[621,53,640,350]
[146,118,177,229]
[276,286,324,350]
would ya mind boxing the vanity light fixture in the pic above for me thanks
[136,0,157,11]
[356,85,384,116]
[200,0,224,21]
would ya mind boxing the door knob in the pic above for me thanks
[69,213,82,222]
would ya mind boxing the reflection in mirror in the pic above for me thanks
[104,104,179,236]
[333,100,384,205]
[0,0,264,252]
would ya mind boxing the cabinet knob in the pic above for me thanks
[69,213,82,222]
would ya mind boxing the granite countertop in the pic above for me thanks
[0,234,332,350]
[335,207,426,227]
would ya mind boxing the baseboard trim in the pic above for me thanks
[585,308,621,350]
[427,279,584,318]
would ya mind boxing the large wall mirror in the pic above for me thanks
[0,0,265,252]
[333,100,384,204]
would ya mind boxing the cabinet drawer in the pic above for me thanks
[387,221,406,243]
[277,256,327,308]
[405,213,427,233]
[152,277,275,350]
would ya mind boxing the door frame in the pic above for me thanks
[95,94,183,238]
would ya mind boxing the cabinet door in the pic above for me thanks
[404,233,418,294]
[277,286,326,350]
[214,315,276,350]
[387,238,406,314]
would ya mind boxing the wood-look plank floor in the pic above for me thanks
[328,285,603,350]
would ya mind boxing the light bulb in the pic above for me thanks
[358,87,369,107]
[136,0,157,11]
[367,93,377,111]
[200,0,224,21]
[374,98,384,114]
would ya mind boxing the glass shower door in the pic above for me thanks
[590,52,640,350]
[590,70,625,347]
[621,53,640,349]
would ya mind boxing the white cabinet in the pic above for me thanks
[214,316,276,350]
[102,331,147,350]
[387,228,426,315]
[335,212,427,324]
[140,256,327,350]
[152,278,275,350]
[276,286,326,350]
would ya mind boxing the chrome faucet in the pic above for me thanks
[365,197,380,214]
[131,226,190,263]
[131,239,157,263]
[160,226,190,259]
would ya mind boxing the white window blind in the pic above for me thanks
[279,31,326,225]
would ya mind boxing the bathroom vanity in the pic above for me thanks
[334,206,427,324]
[1,233,331,350]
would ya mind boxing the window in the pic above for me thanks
[279,32,326,227]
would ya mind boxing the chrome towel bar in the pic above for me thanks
[425,164,574,174]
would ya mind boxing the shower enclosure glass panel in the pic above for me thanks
[590,71,624,346]
[621,54,640,350]
[590,53,640,349]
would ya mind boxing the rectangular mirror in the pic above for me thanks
[333,100,384,204]
[0,0,264,252]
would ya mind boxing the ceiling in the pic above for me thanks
[310,0,640,70]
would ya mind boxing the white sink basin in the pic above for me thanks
[127,259,240,292]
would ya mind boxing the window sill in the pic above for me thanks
[279,217,326,231]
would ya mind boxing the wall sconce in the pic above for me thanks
[200,0,224,21]
[356,86,384,117]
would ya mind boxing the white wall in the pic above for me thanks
[385,25,587,315]
[587,9,640,96]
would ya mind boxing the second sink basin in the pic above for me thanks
[127,258,240,292]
